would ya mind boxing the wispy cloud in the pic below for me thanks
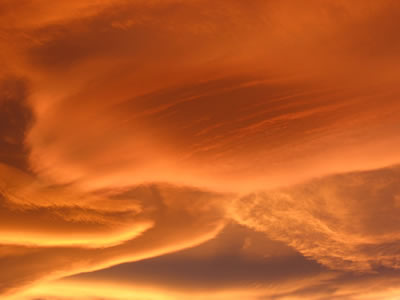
[1,0,400,299]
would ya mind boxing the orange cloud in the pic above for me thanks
[1,0,400,299]
[14,0,400,193]
[0,164,226,295]
[232,165,400,271]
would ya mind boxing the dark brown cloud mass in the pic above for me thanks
[1,1,400,299]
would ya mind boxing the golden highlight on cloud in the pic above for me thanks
[1,0,400,299]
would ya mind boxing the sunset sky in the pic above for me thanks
[1,1,400,299]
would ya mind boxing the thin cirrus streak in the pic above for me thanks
[1,0,400,299]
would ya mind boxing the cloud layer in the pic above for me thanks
[1,0,400,299]
[232,166,400,272]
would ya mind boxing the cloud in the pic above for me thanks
[1,0,400,299]
[66,224,325,291]
[9,0,398,194]
[0,0,129,30]
[0,76,32,171]
[0,165,226,295]
[232,165,400,272]
[15,224,400,300]
[11,224,332,300]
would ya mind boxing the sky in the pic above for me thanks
[1,1,400,299]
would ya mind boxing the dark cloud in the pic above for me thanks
[67,224,325,291]
[0,77,33,171]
